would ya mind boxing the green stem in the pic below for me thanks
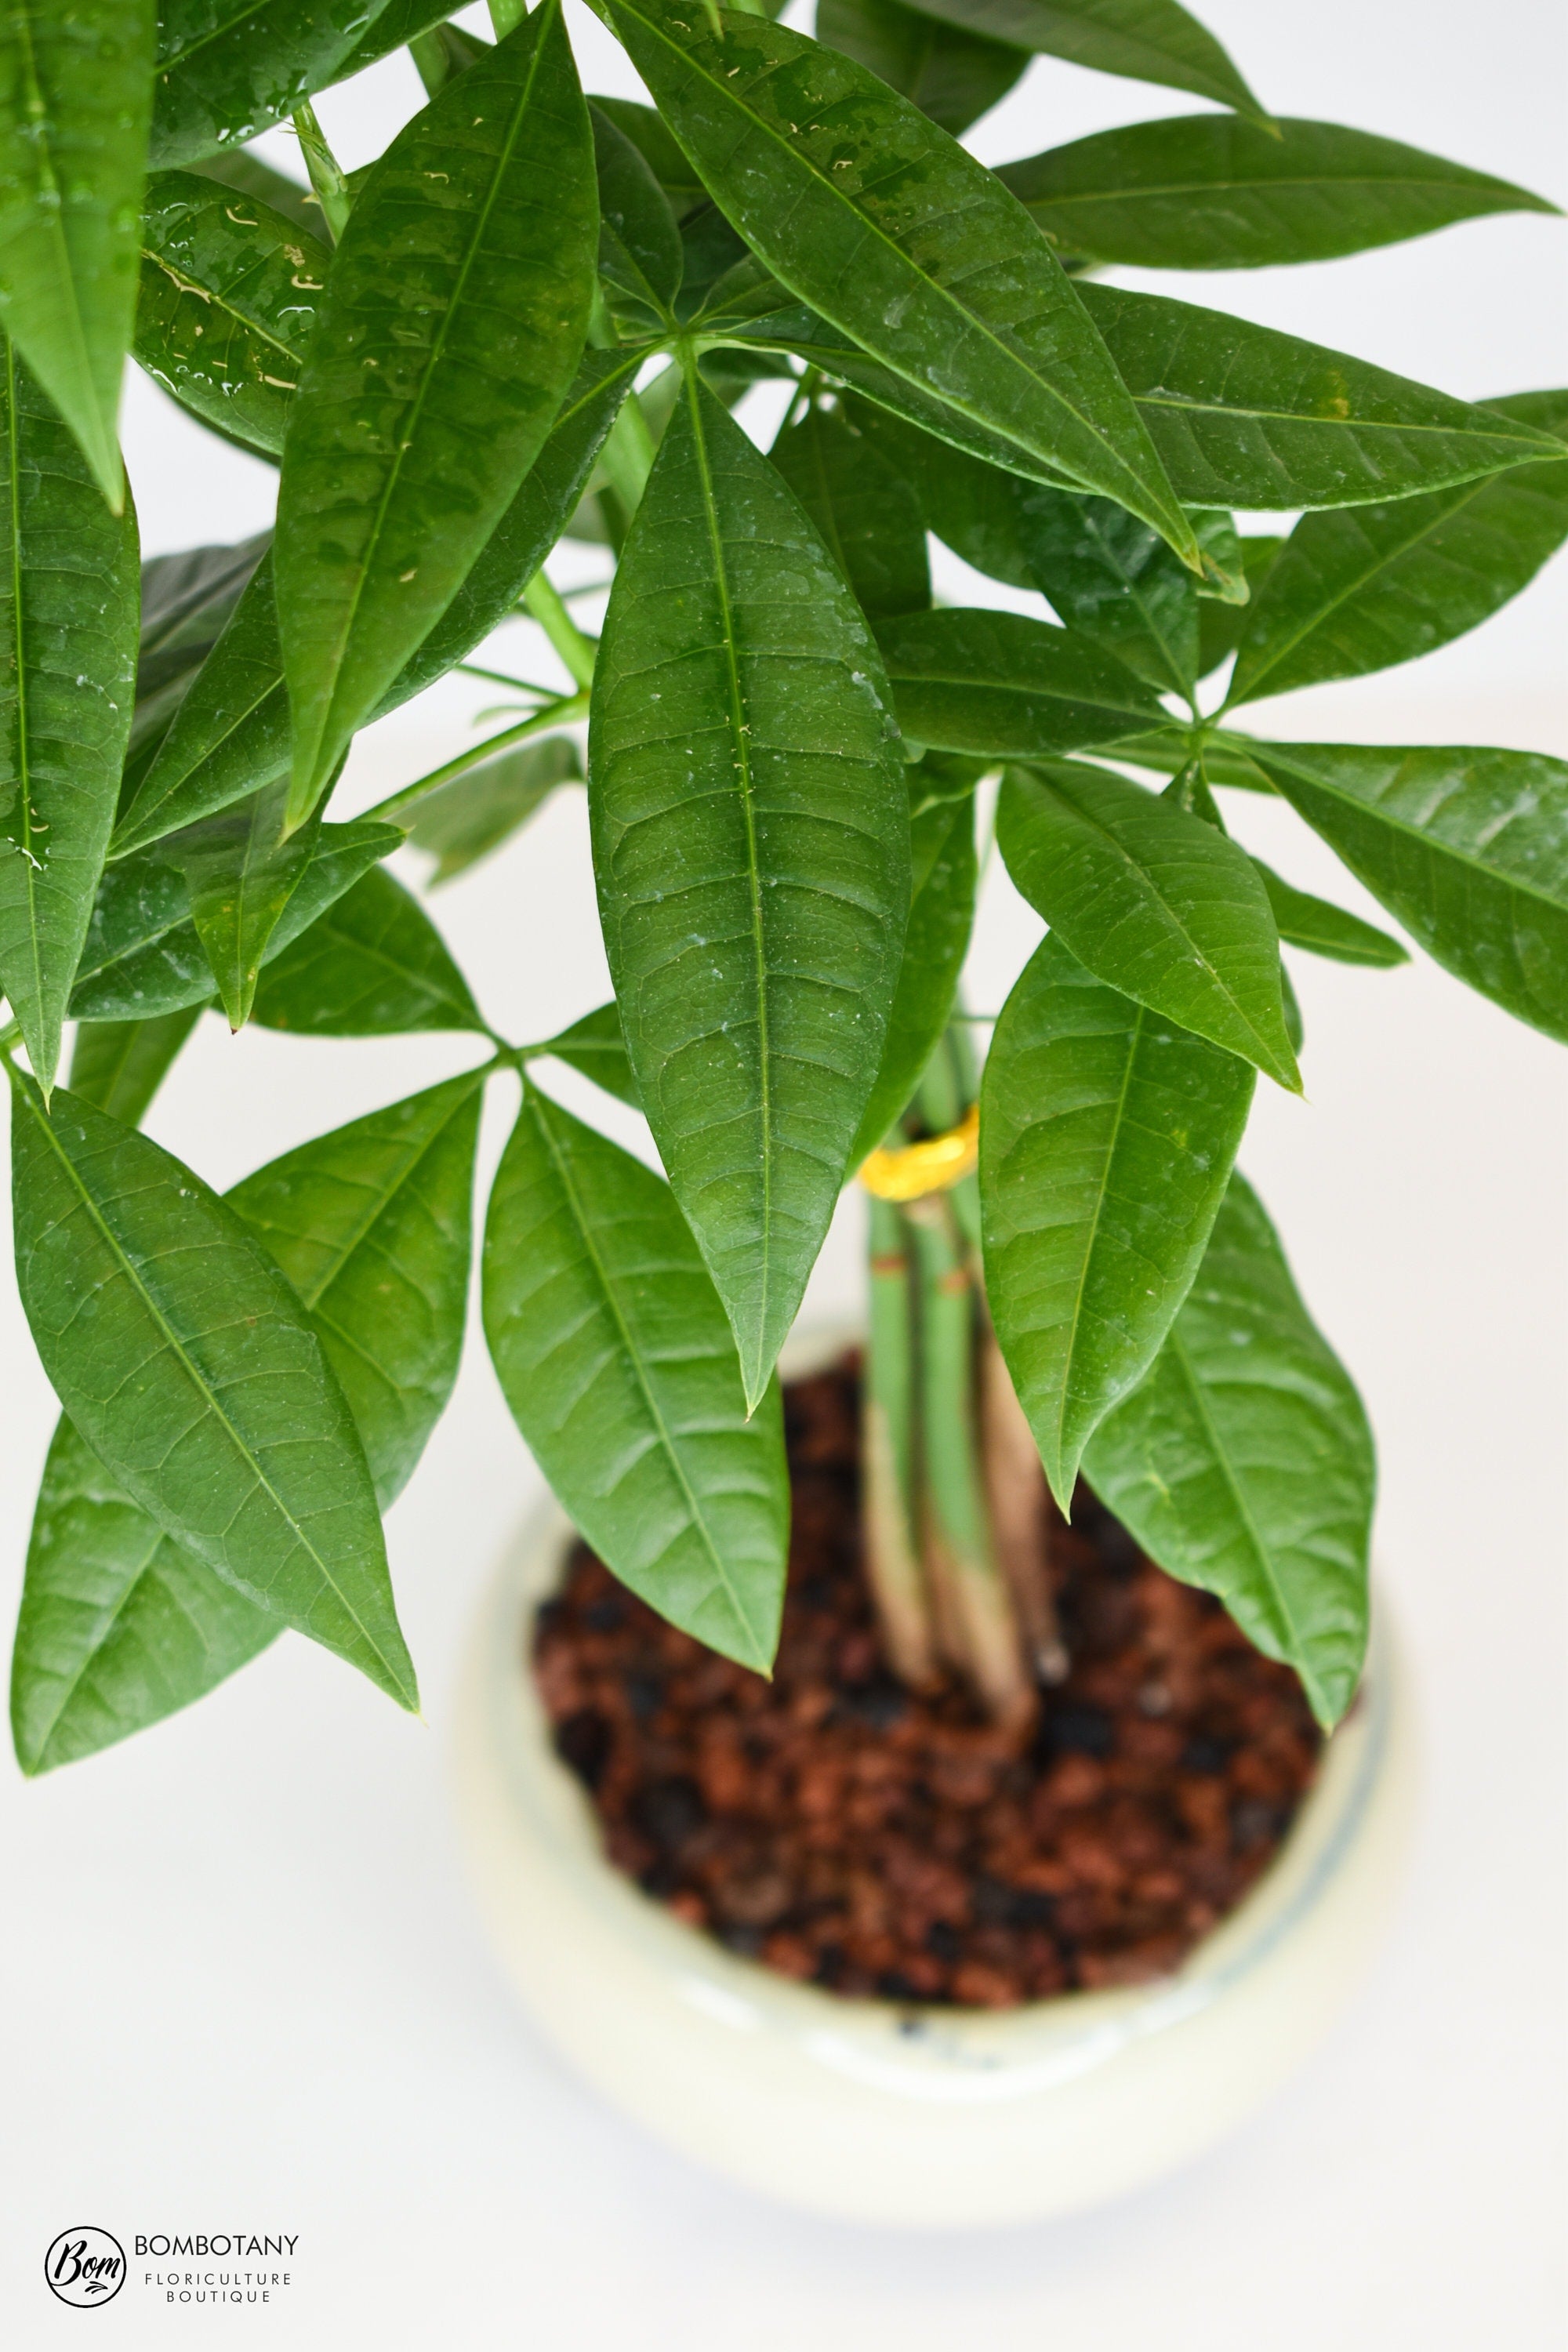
[358,693,590,825]
[292,101,351,243]
[408,28,452,96]
[488,0,526,33]
[600,390,658,516]
[907,1192,1033,1728]
[863,1198,938,1689]
[521,573,597,689]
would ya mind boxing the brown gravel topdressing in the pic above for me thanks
[532,1357,1324,2008]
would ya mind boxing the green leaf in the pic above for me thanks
[228,1073,482,1506]
[115,549,290,856]
[998,114,1557,271]
[590,95,707,220]
[1243,741,1568,1044]
[1015,484,1199,696]
[997,759,1300,1087]
[132,530,267,760]
[150,0,397,168]
[1196,533,1281,678]
[535,1000,642,1109]
[1076,283,1563,511]
[591,99,682,314]
[589,374,909,1407]
[482,1083,789,1671]
[1251,858,1407,970]
[1228,390,1568,706]
[874,608,1161,757]
[1111,720,1277,793]
[768,400,930,621]
[815,0,1027,136]
[191,147,318,235]
[408,735,580,885]
[980,930,1253,1512]
[606,1,1199,568]
[135,169,330,462]
[1083,1173,1373,1730]
[66,1004,203,1126]
[0,0,153,504]
[8,1073,417,1708]
[735,299,1080,491]
[250,864,485,1036]
[0,345,140,1091]
[10,1413,280,1775]
[171,779,318,1029]
[850,789,976,1162]
[843,390,1038,586]
[70,815,397,1022]
[115,352,637,861]
[889,0,1264,118]
[275,5,598,819]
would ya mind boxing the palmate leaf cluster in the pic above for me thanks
[0,0,1562,1770]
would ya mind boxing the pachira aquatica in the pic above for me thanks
[0,0,1562,1769]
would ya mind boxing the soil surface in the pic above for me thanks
[532,1358,1323,2007]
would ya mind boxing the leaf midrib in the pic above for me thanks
[17,1085,412,1704]
[530,1093,770,1668]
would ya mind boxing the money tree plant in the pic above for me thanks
[2,0,1563,1780]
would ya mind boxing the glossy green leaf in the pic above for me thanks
[606,1,1199,567]
[875,608,1161,757]
[815,0,1027,136]
[768,400,930,621]
[592,99,681,314]
[10,1413,279,1774]
[135,169,330,461]
[535,1000,641,1109]
[980,931,1253,1511]
[150,0,397,169]
[8,1073,417,1708]
[250,864,485,1036]
[408,734,581,884]
[69,816,397,1022]
[0,346,140,1091]
[228,1073,481,1505]
[276,5,598,818]
[1244,740,1568,1043]
[1017,484,1200,695]
[998,114,1557,271]
[1076,282,1563,510]
[0,0,153,503]
[117,351,635,861]
[191,147,318,234]
[850,788,976,1161]
[1084,1173,1373,1729]
[172,779,318,1028]
[66,1004,204,1125]
[890,0,1264,118]
[115,550,290,857]
[482,1083,789,1671]
[1196,533,1281,677]
[1250,857,1407,970]
[589,374,909,1407]
[997,759,1299,1087]
[590,94,706,219]
[1228,390,1568,706]
[843,390,1037,586]
[131,531,267,762]
[1110,721,1277,793]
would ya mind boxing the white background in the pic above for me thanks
[2,0,1565,2342]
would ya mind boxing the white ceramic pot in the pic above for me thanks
[452,1454,1415,2228]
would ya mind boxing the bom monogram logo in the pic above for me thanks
[44,2228,126,2308]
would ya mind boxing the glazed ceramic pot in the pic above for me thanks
[450,1385,1417,2227]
